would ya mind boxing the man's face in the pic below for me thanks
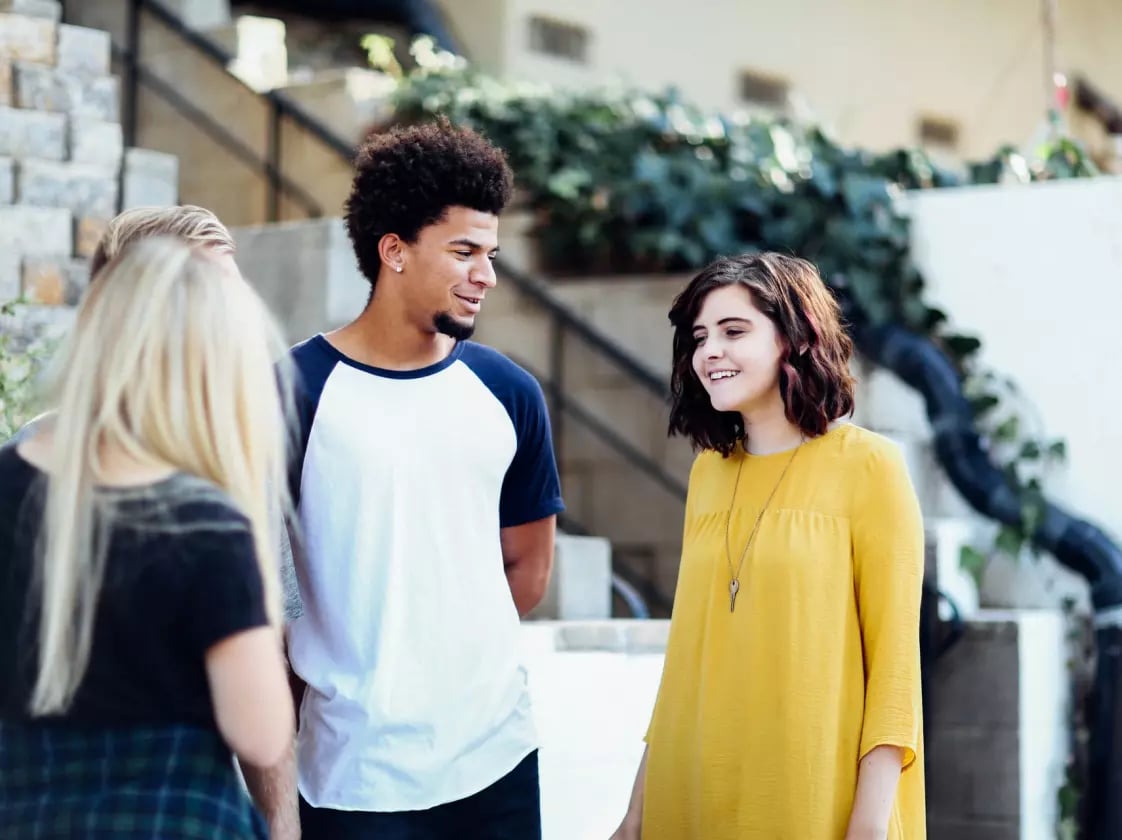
[397,206,499,340]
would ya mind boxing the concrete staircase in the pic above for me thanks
[0,0,177,341]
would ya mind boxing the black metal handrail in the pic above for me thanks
[498,262,669,400]
[106,0,357,221]
[511,355,686,502]
[110,42,325,217]
[131,0,355,160]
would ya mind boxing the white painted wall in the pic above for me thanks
[908,176,1122,542]
[438,0,1122,161]
[1017,610,1070,840]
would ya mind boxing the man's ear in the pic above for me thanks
[378,233,406,274]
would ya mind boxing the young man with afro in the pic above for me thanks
[277,118,564,839]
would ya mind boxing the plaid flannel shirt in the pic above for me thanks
[0,720,267,839]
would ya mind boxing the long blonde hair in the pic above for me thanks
[30,237,291,715]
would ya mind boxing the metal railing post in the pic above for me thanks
[266,102,281,222]
[123,0,141,147]
[549,319,564,470]
[1085,622,1122,837]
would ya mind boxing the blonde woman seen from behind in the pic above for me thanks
[0,238,294,839]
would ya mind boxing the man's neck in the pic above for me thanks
[328,301,456,371]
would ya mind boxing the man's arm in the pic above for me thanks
[240,633,303,840]
[241,742,300,840]
[500,514,556,616]
[239,519,304,839]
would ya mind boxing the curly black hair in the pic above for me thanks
[344,116,514,288]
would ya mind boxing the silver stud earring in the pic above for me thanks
[395,265,403,273]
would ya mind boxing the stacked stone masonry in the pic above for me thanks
[0,0,178,334]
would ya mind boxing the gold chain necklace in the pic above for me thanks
[724,436,804,613]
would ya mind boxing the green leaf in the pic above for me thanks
[959,545,988,586]
[993,415,1020,442]
[1018,440,1041,460]
[1020,498,1044,535]
[968,393,1001,418]
[995,526,1024,558]
[1048,440,1067,461]
[943,334,983,358]
[922,306,948,331]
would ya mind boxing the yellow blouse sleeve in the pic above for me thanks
[851,439,925,770]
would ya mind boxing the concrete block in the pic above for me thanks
[932,619,1020,728]
[927,819,1018,840]
[69,116,123,169]
[21,254,85,305]
[0,204,70,255]
[121,147,178,208]
[0,154,10,202]
[0,104,65,159]
[57,24,110,75]
[0,60,11,106]
[0,247,18,299]
[0,1,60,22]
[74,215,108,259]
[17,158,118,218]
[928,724,1021,821]
[14,62,119,121]
[211,15,287,92]
[527,534,612,621]
[0,12,55,64]
[551,619,670,654]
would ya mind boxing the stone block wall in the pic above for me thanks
[0,0,178,340]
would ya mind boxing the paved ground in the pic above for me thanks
[520,624,664,840]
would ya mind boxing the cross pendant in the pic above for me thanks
[729,578,740,613]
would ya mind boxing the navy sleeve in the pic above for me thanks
[459,344,565,528]
[499,373,565,527]
[287,336,338,507]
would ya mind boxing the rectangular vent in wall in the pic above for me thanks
[528,15,590,63]
[738,69,790,108]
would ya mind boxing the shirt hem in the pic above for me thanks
[297,742,539,813]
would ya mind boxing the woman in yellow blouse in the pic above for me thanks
[611,253,926,840]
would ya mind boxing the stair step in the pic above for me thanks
[204,13,286,91]
[277,66,395,142]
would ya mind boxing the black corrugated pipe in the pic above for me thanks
[848,306,1122,839]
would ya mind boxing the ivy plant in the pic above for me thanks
[0,299,50,441]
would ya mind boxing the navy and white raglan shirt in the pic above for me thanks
[284,334,564,812]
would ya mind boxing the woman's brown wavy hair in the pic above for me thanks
[668,253,855,456]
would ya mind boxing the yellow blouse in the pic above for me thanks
[643,423,926,840]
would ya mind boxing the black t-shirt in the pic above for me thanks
[0,444,269,728]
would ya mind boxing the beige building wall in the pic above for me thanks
[439,0,1122,161]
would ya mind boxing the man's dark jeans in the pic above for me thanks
[299,751,541,840]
